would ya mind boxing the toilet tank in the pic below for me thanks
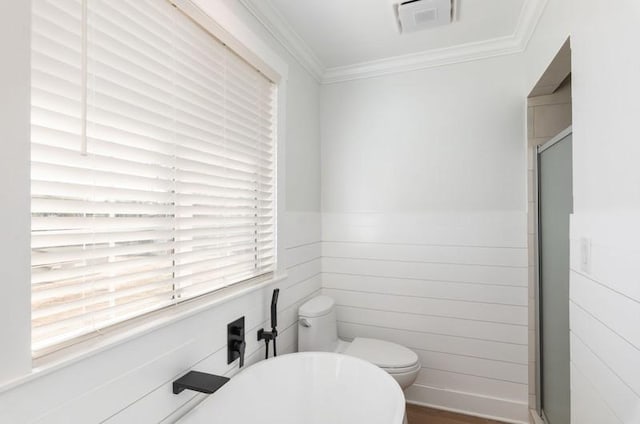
[298,296,339,352]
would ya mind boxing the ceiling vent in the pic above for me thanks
[394,0,457,34]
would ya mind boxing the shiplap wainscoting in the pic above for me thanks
[0,212,321,424]
[569,213,640,424]
[321,212,529,423]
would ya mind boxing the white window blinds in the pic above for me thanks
[31,0,276,355]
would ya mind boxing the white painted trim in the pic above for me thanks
[514,0,549,52]
[322,35,524,84]
[189,0,289,81]
[407,394,529,424]
[240,0,548,84]
[0,0,32,385]
[238,0,324,82]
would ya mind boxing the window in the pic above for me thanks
[31,0,276,355]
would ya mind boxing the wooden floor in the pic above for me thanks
[406,404,507,424]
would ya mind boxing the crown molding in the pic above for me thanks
[240,0,547,85]
[322,0,548,84]
[239,0,325,82]
[514,0,549,52]
[321,35,523,84]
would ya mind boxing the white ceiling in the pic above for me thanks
[267,0,527,69]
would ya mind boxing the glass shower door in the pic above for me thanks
[538,131,572,424]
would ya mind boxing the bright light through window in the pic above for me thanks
[31,0,276,355]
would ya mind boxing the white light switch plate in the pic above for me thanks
[580,237,591,274]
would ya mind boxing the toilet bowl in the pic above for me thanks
[298,295,420,390]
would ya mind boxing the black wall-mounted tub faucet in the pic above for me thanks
[172,371,229,395]
[173,318,244,396]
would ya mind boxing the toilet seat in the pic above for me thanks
[344,338,419,371]
[383,361,421,375]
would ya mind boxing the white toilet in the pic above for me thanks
[298,295,421,390]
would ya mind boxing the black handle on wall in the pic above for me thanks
[270,288,279,329]
[227,316,246,367]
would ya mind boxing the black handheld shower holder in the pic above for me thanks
[257,288,280,359]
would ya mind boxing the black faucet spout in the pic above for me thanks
[172,371,229,395]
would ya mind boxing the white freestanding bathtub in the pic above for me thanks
[178,352,406,424]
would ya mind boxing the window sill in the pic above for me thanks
[0,272,287,394]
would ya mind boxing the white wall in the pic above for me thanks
[0,0,322,422]
[522,0,571,94]
[568,0,640,422]
[321,56,526,213]
[320,55,530,423]
[525,0,640,423]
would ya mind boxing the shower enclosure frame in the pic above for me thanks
[534,125,573,423]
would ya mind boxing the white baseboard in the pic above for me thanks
[405,384,529,424]
[529,409,545,424]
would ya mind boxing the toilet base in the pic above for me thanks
[387,361,421,390]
